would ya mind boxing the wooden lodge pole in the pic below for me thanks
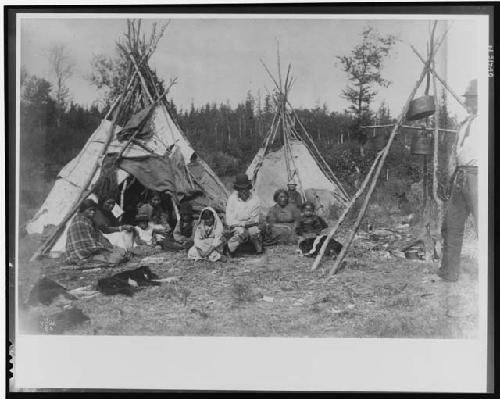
[29,89,130,261]
[432,46,443,245]
[311,150,384,271]
[409,44,468,113]
[321,27,439,277]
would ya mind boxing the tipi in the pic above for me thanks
[26,20,229,258]
[246,57,349,219]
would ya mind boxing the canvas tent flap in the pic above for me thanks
[119,153,200,200]
[27,103,229,245]
[188,160,227,211]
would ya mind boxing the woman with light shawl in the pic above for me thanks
[187,207,225,262]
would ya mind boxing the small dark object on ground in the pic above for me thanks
[191,308,209,319]
[225,240,264,257]
[405,250,422,260]
[39,307,90,334]
[27,277,76,306]
[97,277,137,296]
[97,266,161,296]
[113,266,161,287]
[299,236,343,257]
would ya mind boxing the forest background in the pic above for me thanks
[19,25,458,226]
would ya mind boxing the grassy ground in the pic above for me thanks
[17,227,478,338]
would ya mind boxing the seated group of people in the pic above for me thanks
[64,174,333,266]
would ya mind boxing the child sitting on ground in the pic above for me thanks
[131,213,166,256]
[188,207,226,262]
[295,201,342,257]
[140,192,172,233]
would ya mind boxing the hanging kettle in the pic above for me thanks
[411,130,433,155]
[406,68,435,121]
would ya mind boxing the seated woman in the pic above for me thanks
[295,201,342,257]
[188,207,226,262]
[170,202,195,249]
[94,196,134,249]
[65,199,127,266]
[265,189,301,245]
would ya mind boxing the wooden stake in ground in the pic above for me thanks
[321,22,440,277]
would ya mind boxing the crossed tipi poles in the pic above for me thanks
[313,20,473,277]
[254,45,350,204]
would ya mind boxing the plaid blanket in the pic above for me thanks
[65,214,112,264]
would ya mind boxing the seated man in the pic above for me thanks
[65,198,127,266]
[225,174,263,256]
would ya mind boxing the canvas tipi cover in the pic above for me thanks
[246,59,349,219]
[25,20,229,257]
[26,102,229,254]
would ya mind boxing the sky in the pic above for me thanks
[20,15,485,120]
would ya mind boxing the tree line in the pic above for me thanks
[19,25,458,210]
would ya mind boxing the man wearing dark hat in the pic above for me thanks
[225,174,263,255]
[438,79,478,282]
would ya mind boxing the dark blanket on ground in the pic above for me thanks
[299,236,343,257]
[27,277,76,306]
[97,266,161,296]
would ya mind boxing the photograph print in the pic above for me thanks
[8,5,493,393]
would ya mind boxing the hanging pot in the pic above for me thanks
[411,131,433,155]
[407,66,435,121]
[406,95,436,121]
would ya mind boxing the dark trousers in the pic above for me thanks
[439,166,478,279]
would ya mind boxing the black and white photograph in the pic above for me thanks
[6,4,493,393]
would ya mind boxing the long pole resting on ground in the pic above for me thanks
[29,88,131,261]
[317,22,441,276]
[311,149,384,271]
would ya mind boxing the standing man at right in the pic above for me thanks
[438,79,478,282]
